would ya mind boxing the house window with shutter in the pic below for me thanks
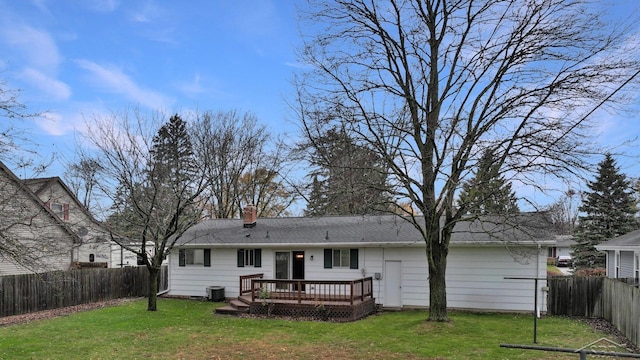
[237,249,262,267]
[178,249,211,267]
[324,248,359,269]
[49,202,70,220]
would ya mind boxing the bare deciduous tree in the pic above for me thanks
[296,0,640,321]
[65,158,103,211]
[0,82,70,273]
[0,81,47,173]
[546,190,580,235]
[191,110,294,218]
[81,109,209,311]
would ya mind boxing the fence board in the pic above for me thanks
[0,266,168,318]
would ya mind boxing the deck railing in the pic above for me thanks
[250,277,374,305]
[239,273,264,295]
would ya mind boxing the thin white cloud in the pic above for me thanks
[35,104,100,138]
[19,68,71,101]
[35,112,70,136]
[127,3,177,44]
[178,73,205,95]
[0,23,61,72]
[85,0,120,13]
[285,61,314,70]
[129,2,163,23]
[75,59,173,110]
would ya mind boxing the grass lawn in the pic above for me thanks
[0,298,622,359]
[547,264,564,276]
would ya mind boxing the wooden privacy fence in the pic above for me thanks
[548,276,640,348]
[0,266,168,318]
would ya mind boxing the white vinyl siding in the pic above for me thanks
[620,251,635,278]
[606,251,616,277]
[168,245,546,312]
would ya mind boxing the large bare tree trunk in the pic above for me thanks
[428,248,448,322]
[147,266,159,311]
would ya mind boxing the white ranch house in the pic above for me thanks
[596,229,640,279]
[167,208,554,313]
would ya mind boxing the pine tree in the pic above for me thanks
[148,114,196,192]
[109,114,197,241]
[457,150,520,215]
[571,153,639,270]
[304,127,391,216]
[305,175,329,216]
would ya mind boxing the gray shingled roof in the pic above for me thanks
[176,213,555,248]
[596,229,640,250]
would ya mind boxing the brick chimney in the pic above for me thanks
[243,204,257,228]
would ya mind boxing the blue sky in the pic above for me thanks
[0,0,639,209]
[0,0,302,175]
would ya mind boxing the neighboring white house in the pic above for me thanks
[23,177,112,267]
[547,235,576,259]
[595,229,640,279]
[0,162,77,275]
[22,176,147,269]
[168,207,554,313]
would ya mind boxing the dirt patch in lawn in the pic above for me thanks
[0,298,140,327]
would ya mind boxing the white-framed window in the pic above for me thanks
[245,249,255,266]
[634,253,639,280]
[178,248,210,267]
[615,251,621,278]
[324,248,359,269]
[333,249,350,268]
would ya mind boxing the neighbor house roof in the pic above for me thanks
[554,235,577,248]
[595,229,640,251]
[22,176,125,241]
[176,213,556,248]
[0,162,79,243]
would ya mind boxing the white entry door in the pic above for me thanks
[384,260,402,307]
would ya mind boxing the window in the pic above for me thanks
[48,202,70,220]
[635,253,639,280]
[324,248,359,269]
[179,249,211,267]
[615,251,621,278]
[237,249,262,267]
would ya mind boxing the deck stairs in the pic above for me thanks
[214,296,250,315]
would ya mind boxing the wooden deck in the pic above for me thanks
[215,274,377,321]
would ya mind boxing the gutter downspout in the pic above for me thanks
[536,243,541,318]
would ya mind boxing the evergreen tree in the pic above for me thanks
[457,150,520,215]
[304,175,329,216]
[304,127,391,216]
[148,114,196,193]
[571,153,639,270]
[110,114,198,239]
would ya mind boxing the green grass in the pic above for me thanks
[0,298,620,359]
[547,264,564,276]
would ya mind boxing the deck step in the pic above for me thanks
[229,299,250,310]
[215,305,248,315]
